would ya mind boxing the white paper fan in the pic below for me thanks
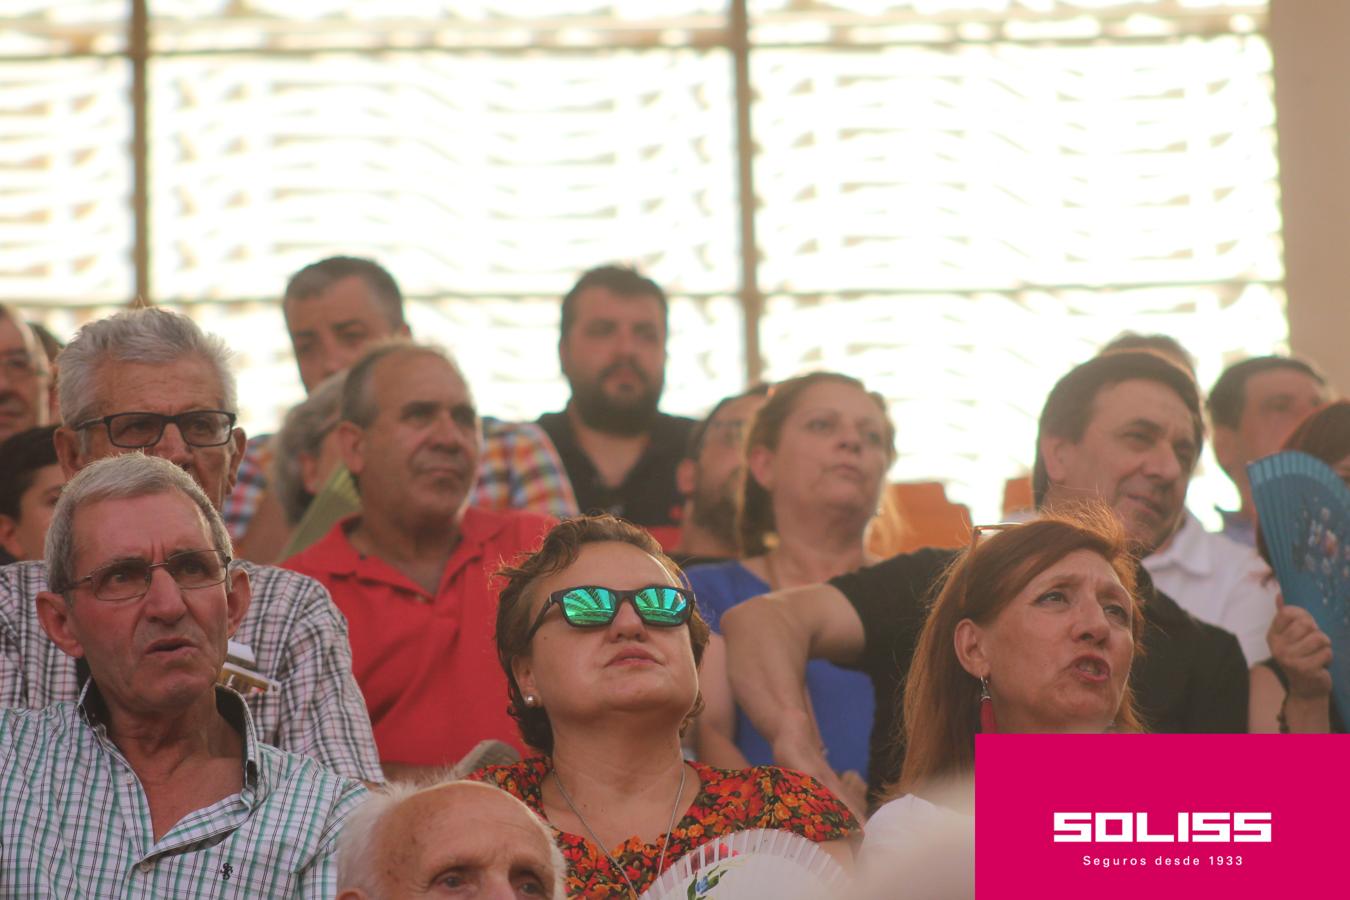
[639,829,849,900]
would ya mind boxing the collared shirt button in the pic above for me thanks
[137,861,152,873]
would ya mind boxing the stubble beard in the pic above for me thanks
[570,374,663,436]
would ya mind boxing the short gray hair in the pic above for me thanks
[336,780,565,900]
[272,372,345,525]
[45,454,233,595]
[340,340,468,430]
[57,308,237,428]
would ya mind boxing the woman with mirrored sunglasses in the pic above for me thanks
[466,514,860,898]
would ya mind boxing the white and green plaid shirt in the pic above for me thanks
[0,684,366,898]
[0,559,382,782]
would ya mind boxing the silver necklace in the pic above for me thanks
[552,762,688,899]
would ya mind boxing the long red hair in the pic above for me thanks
[890,504,1144,800]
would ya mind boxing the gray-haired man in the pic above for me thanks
[0,307,381,783]
[336,780,564,900]
[1,454,364,897]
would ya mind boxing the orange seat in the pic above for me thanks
[1002,475,1034,519]
[867,481,972,557]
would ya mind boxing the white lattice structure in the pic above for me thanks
[3,0,1282,523]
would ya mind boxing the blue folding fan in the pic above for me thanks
[1248,450,1350,724]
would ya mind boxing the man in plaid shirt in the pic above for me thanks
[0,307,382,784]
[1,454,365,898]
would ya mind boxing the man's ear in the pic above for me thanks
[0,514,21,560]
[1038,431,1075,488]
[53,426,85,479]
[953,618,990,679]
[333,421,367,479]
[746,443,775,493]
[36,590,85,660]
[299,451,323,496]
[675,458,696,498]
[224,427,247,497]
[1211,424,1240,479]
[224,565,252,638]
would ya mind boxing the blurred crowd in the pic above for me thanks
[0,257,1342,898]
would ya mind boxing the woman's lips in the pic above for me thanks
[607,647,659,667]
[1070,654,1111,683]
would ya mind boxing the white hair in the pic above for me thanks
[45,454,233,595]
[56,307,237,428]
[271,371,345,525]
[336,780,565,900]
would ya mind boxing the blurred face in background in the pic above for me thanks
[560,287,667,435]
[285,275,409,393]
[1041,379,1198,554]
[0,463,65,561]
[0,316,51,443]
[748,379,891,519]
[1225,367,1328,469]
[681,392,767,549]
[339,351,481,530]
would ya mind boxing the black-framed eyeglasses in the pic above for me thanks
[525,585,695,640]
[72,410,237,449]
[63,549,231,602]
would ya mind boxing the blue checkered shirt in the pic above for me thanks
[0,559,382,783]
[0,684,366,898]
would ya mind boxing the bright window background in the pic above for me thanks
[2,0,1280,523]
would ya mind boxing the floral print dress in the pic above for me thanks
[468,758,860,898]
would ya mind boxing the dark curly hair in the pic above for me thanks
[494,514,711,754]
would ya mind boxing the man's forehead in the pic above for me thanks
[72,492,211,563]
[574,286,664,322]
[286,276,391,327]
[95,357,227,414]
[714,394,765,425]
[1244,367,1326,405]
[0,316,30,351]
[385,783,552,862]
[374,352,471,401]
[1088,378,1196,431]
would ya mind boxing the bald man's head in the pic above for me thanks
[337,780,564,900]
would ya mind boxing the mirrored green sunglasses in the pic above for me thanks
[525,585,694,639]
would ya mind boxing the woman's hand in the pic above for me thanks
[1268,594,1333,699]
[772,708,867,820]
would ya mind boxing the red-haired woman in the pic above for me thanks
[863,509,1144,855]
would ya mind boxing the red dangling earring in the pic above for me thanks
[979,676,998,734]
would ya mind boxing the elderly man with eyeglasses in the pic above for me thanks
[0,454,364,897]
[0,308,382,785]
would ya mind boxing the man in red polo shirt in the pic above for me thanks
[283,341,552,779]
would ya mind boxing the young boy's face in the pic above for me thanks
[0,463,65,561]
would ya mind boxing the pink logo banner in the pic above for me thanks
[975,734,1350,898]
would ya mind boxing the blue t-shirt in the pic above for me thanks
[686,560,875,778]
